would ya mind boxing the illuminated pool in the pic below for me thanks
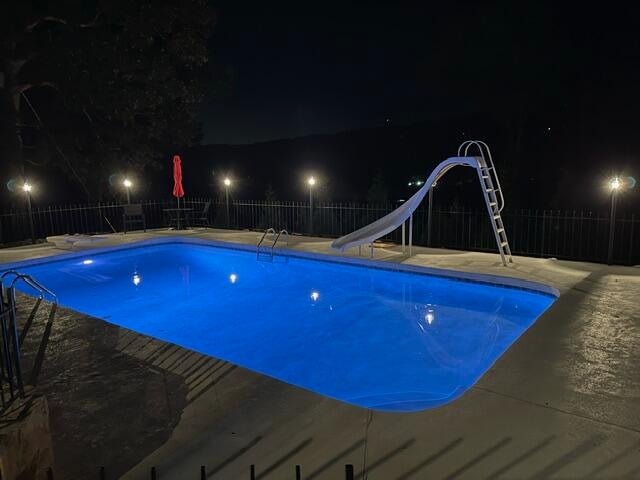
[2,239,556,412]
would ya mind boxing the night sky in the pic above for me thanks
[203,2,640,147]
[2,1,639,208]
[203,2,456,144]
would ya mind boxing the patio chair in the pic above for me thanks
[188,200,211,228]
[123,204,146,233]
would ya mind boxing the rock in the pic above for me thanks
[0,395,54,480]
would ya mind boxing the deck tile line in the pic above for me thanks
[472,386,640,434]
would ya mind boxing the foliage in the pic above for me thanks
[366,170,389,204]
[264,183,277,202]
[0,0,229,200]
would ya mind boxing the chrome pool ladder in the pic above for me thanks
[1,270,58,305]
[257,228,289,261]
[0,270,57,409]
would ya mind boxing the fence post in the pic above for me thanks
[427,186,433,246]
[295,464,301,480]
[250,464,256,480]
[629,214,635,265]
[200,465,206,480]
[540,210,547,257]
[345,464,354,480]
[98,202,104,233]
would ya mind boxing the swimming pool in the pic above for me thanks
[2,239,556,412]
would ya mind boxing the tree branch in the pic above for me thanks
[25,16,69,32]
[25,11,102,33]
[21,90,92,199]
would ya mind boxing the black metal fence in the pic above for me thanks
[1,198,638,265]
[46,464,357,479]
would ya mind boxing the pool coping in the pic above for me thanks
[0,236,559,298]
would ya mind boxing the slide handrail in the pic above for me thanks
[458,140,505,212]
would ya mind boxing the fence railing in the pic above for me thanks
[1,198,638,265]
[46,463,357,479]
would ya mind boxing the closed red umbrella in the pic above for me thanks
[172,155,185,201]
[172,155,185,229]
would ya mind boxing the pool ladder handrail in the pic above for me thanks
[1,270,58,305]
[458,140,505,212]
[257,228,277,259]
[272,229,289,251]
[0,270,57,404]
[256,228,289,261]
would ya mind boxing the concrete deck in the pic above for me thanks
[1,229,639,479]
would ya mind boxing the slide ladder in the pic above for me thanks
[331,141,513,266]
[459,141,513,265]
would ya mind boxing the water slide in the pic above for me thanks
[331,156,479,252]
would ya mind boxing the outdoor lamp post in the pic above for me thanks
[607,177,622,264]
[223,177,232,227]
[22,182,35,244]
[307,176,316,234]
[122,178,133,205]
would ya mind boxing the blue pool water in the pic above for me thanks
[4,241,555,411]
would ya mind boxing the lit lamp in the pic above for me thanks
[609,177,621,191]
[607,177,622,264]
[22,181,35,244]
[122,178,133,205]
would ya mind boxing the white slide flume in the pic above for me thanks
[331,142,513,265]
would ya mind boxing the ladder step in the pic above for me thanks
[497,228,505,233]
[489,202,497,207]
[500,241,509,247]
[482,175,490,179]
[493,215,500,220]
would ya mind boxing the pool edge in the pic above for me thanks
[0,236,559,298]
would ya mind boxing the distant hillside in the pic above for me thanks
[179,116,502,204]
[173,116,637,213]
[7,116,632,211]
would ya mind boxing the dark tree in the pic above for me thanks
[367,170,389,204]
[264,183,277,202]
[0,0,229,200]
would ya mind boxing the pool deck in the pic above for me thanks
[2,229,639,479]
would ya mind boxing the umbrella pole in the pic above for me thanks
[177,196,181,230]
